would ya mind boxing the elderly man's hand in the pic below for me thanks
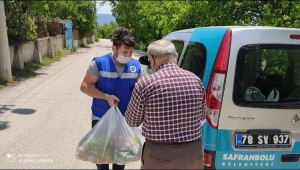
[105,94,120,107]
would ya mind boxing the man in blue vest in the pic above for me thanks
[80,27,143,170]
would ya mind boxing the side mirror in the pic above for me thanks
[138,55,150,65]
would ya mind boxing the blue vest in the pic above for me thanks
[92,53,141,118]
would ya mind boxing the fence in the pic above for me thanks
[9,33,95,70]
[35,18,66,38]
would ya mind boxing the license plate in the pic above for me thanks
[235,133,292,148]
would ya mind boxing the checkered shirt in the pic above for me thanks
[125,63,206,143]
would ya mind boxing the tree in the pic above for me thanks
[4,0,38,44]
[107,0,300,50]
[4,0,98,44]
[97,21,119,39]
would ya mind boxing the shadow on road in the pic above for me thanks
[35,72,49,76]
[12,108,36,115]
[0,106,35,131]
[0,121,9,131]
[0,105,15,116]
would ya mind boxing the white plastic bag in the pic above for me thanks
[75,107,117,164]
[113,107,142,165]
[75,107,142,165]
[131,125,144,142]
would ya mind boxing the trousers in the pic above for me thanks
[141,139,204,169]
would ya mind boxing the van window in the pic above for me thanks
[180,42,207,79]
[171,40,184,58]
[233,44,300,108]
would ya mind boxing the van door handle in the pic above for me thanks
[281,154,300,162]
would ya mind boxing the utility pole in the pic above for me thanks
[94,0,97,40]
[0,1,12,82]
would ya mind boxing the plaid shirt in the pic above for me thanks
[125,63,206,143]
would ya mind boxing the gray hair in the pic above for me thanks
[147,40,177,59]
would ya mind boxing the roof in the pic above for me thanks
[169,26,300,34]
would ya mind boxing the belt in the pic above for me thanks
[146,139,198,145]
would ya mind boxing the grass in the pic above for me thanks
[0,80,18,90]
[0,48,76,90]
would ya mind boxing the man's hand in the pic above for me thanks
[105,94,120,107]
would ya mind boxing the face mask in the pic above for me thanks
[116,54,131,64]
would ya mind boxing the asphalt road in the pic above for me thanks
[0,39,146,169]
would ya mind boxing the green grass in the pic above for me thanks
[0,48,75,90]
[12,61,41,78]
[0,80,18,90]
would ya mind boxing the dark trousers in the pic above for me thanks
[141,139,204,169]
[92,120,125,170]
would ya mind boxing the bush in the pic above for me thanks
[135,42,147,51]
[97,21,119,39]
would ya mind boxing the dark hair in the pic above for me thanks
[110,27,136,49]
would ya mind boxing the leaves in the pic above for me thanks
[97,21,119,39]
[107,0,300,49]
[4,0,97,44]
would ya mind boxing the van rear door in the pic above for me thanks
[215,28,300,169]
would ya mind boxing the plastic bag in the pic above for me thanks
[75,107,142,165]
[113,107,142,165]
[131,125,144,141]
[75,107,117,164]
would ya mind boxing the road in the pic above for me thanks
[0,39,146,169]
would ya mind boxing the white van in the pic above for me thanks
[139,26,300,169]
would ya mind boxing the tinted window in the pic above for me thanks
[233,44,300,108]
[171,40,184,58]
[180,42,207,79]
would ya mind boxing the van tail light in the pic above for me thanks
[204,152,213,167]
[290,34,300,40]
[206,29,232,128]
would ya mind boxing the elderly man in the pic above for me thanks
[125,39,207,169]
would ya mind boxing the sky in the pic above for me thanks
[96,1,112,14]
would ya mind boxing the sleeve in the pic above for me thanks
[87,60,100,77]
[125,81,146,127]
